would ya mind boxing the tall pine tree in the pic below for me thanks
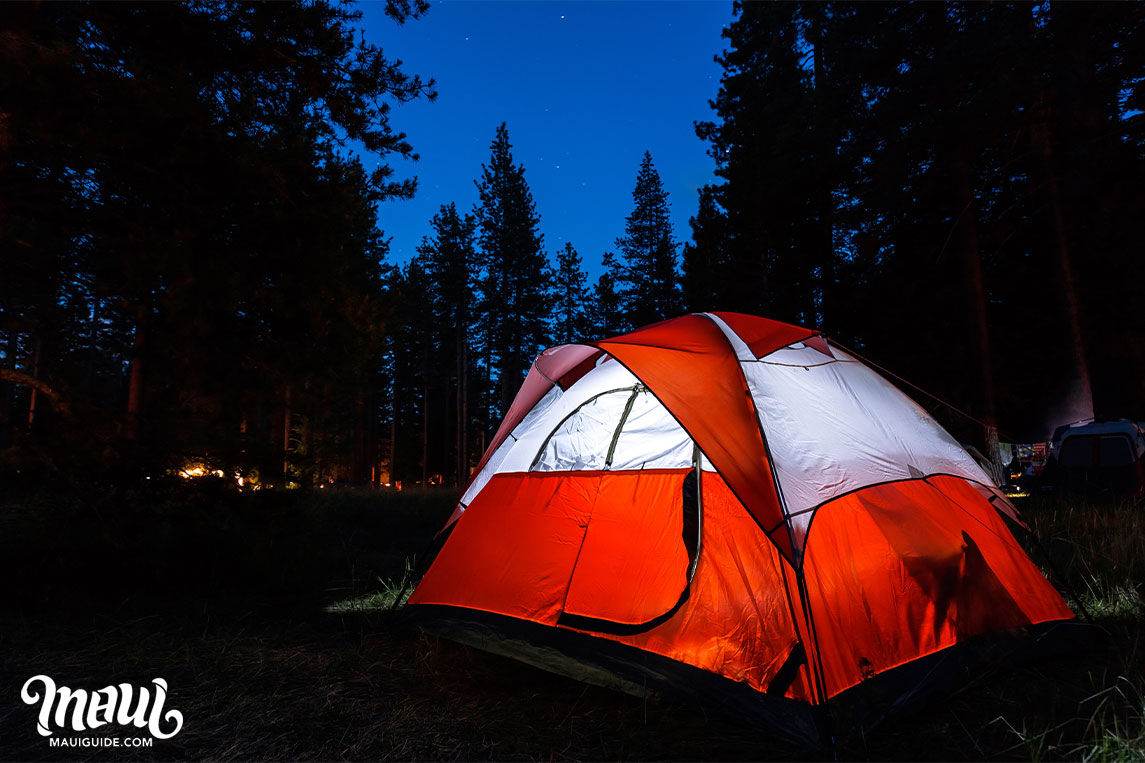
[681,186,728,312]
[552,243,589,344]
[591,252,624,338]
[0,1,434,478]
[614,152,681,329]
[416,203,479,485]
[691,1,1145,441]
[474,123,552,418]
[693,2,809,322]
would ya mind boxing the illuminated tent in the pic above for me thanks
[405,312,1075,745]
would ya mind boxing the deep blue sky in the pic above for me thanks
[357,0,733,278]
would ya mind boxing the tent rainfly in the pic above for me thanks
[404,312,1078,746]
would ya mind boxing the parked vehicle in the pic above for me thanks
[1041,419,1145,498]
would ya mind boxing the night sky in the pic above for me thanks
[358,0,732,277]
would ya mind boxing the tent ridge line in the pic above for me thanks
[697,312,800,563]
[698,313,836,733]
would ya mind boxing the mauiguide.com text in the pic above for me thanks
[49,737,154,748]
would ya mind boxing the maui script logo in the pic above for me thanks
[20,675,184,740]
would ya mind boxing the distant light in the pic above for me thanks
[178,464,207,479]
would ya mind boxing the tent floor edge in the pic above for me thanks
[404,605,1093,750]
[827,618,1097,745]
[403,603,827,749]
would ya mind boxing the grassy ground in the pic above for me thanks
[0,483,1141,761]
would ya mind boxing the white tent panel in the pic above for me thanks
[759,342,837,367]
[503,359,638,473]
[703,312,755,360]
[460,359,642,506]
[607,388,695,471]
[533,390,634,471]
[459,382,565,506]
[743,345,992,532]
[533,386,696,472]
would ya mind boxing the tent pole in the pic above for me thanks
[774,552,834,751]
[794,564,837,756]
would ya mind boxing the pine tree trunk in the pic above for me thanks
[1033,123,1094,424]
[26,335,40,430]
[441,378,449,485]
[1029,12,1094,426]
[364,390,375,487]
[954,158,1001,481]
[483,321,493,447]
[1048,3,1116,416]
[282,384,292,481]
[460,327,469,483]
[304,400,314,479]
[0,174,11,446]
[455,326,462,486]
[125,303,146,440]
[3,311,16,446]
[811,34,834,331]
[421,381,428,485]
[86,292,100,399]
[389,373,397,486]
[354,390,365,484]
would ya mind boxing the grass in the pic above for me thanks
[325,556,418,614]
[1024,497,1145,623]
[0,484,1142,760]
[1009,494,1145,760]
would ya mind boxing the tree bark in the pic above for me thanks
[421,380,428,485]
[810,28,835,331]
[353,390,366,484]
[390,369,397,485]
[125,303,146,440]
[459,325,468,484]
[1033,122,1094,424]
[26,335,40,430]
[86,292,100,399]
[954,158,1001,482]
[282,384,292,481]
[1030,8,1094,426]
[3,309,16,444]
[442,375,450,486]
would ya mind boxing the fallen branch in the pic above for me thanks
[0,368,72,419]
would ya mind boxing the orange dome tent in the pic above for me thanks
[405,312,1077,745]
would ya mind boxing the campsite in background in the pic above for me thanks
[2,1,1145,760]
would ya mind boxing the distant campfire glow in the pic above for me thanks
[177,462,225,479]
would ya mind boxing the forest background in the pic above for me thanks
[3,0,1143,490]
